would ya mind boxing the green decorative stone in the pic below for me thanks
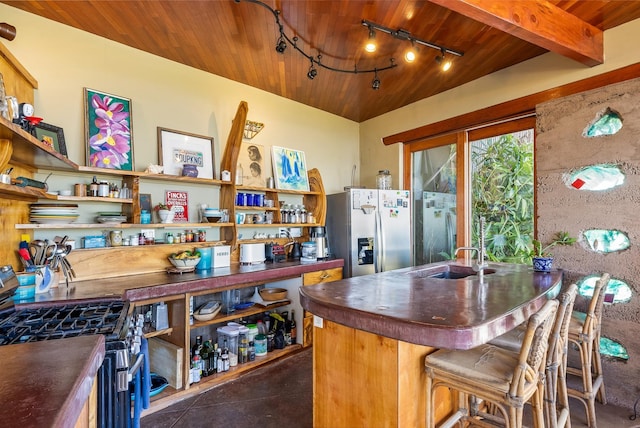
[564,164,624,191]
[583,229,629,253]
[584,108,623,137]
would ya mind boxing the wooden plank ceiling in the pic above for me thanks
[3,0,640,122]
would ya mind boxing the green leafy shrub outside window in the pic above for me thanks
[471,131,534,263]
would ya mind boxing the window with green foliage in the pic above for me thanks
[471,130,534,262]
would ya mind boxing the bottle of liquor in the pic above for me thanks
[191,335,203,358]
[248,341,255,361]
[290,310,297,344]
[200,339,211,376]
[212,343,219,374]
[222,339,230,372]
[191,350,201,383]
[283,311,292,346]
[216,342,224,373]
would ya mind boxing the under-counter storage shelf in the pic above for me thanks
[190,300,291,329]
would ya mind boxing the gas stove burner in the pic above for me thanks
[0,300,130,346]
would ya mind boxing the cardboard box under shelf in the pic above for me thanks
[148,337,184,389]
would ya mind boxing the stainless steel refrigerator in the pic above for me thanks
[326,189,412,278]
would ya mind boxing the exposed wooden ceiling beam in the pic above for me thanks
[429,0,603,67]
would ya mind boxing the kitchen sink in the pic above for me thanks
[408,264,496,279]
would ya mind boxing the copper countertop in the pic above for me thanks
[16,259,344,307]
[0,335,105,428]
[299,261,562,350]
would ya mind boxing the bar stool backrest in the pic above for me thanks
[511,299,559,398]
[549,284,579,366]
[582,273,611,340]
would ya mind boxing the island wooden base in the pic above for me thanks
[313,319,453,428]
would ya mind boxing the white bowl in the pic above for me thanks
[58,190,72,196]
[168,256,201,268]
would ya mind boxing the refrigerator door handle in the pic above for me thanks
[375,209,384,273]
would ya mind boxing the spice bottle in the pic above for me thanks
[89,176,99,197]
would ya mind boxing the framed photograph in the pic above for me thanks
[238,142,267,187]
[34,122,67,157]
[157,127,215,179]
[139,193,152,213]
[271,146,310,191]
[84,88,134,171]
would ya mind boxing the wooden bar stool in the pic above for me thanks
[490,284,579,428]
[425,299,559,428]
[566,273,610,428]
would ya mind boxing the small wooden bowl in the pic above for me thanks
[259,287,288,301]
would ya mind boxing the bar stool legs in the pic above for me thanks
[567,273,610,428]
[425,299,559,428]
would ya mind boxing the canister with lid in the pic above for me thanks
[301,241,317,263]
[376,169,392,190]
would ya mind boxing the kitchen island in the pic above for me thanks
[0,335,105,428]
[299,261,562,428]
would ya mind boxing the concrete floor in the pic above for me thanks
[142,347,640,428]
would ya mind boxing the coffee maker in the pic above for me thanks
[311,226,328,260]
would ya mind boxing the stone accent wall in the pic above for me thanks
[536,77,640,409]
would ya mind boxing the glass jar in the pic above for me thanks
[376,169,392,190]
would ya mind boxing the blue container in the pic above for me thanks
[17,272,36,286]
[236,192,246,206]
[15,284,35,299]
[140,210,151,224]
[246,193,255,206]
[196,247,212,271]
[255,194,264,207]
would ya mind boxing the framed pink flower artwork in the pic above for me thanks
[84,88,134,171]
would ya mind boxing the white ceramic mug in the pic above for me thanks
[221,170,231,181]
[0,174,10,184]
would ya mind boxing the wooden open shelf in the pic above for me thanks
[190,300,291,329]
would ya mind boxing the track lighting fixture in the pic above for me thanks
[307,60,318,80]
[275,36,287,53]
[361,19,463,66]
[237,0,396,91]
[404,43,417,63]
[365,26,376,53]
[435,49,452,71]
[371,69,380,90]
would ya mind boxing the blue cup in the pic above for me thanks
[236,192,246,206]
[196,247,212,270]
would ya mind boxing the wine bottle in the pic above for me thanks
[290,310,297,344]
[191,335,203,358]
[191,350,201,383]
[201,339,211,376]
[222,339,230,372]
[212,343,219,374]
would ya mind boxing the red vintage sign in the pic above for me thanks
[166,190,189,222]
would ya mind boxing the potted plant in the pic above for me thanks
[530,231,576,272]
[154,202,175,223]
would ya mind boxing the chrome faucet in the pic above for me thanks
[454,217,488,280]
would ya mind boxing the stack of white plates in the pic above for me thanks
[30,203,79,224]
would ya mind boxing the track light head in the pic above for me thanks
[307,62,318,80]
[404,46,416,63]
[435,49,452,71]
[275,36,287,53]
[371,70,380,90]
[365,27,376,53]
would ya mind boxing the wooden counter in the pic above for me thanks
[299,261,562,428]
[0,335,105,428]
[15,259,344,306]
